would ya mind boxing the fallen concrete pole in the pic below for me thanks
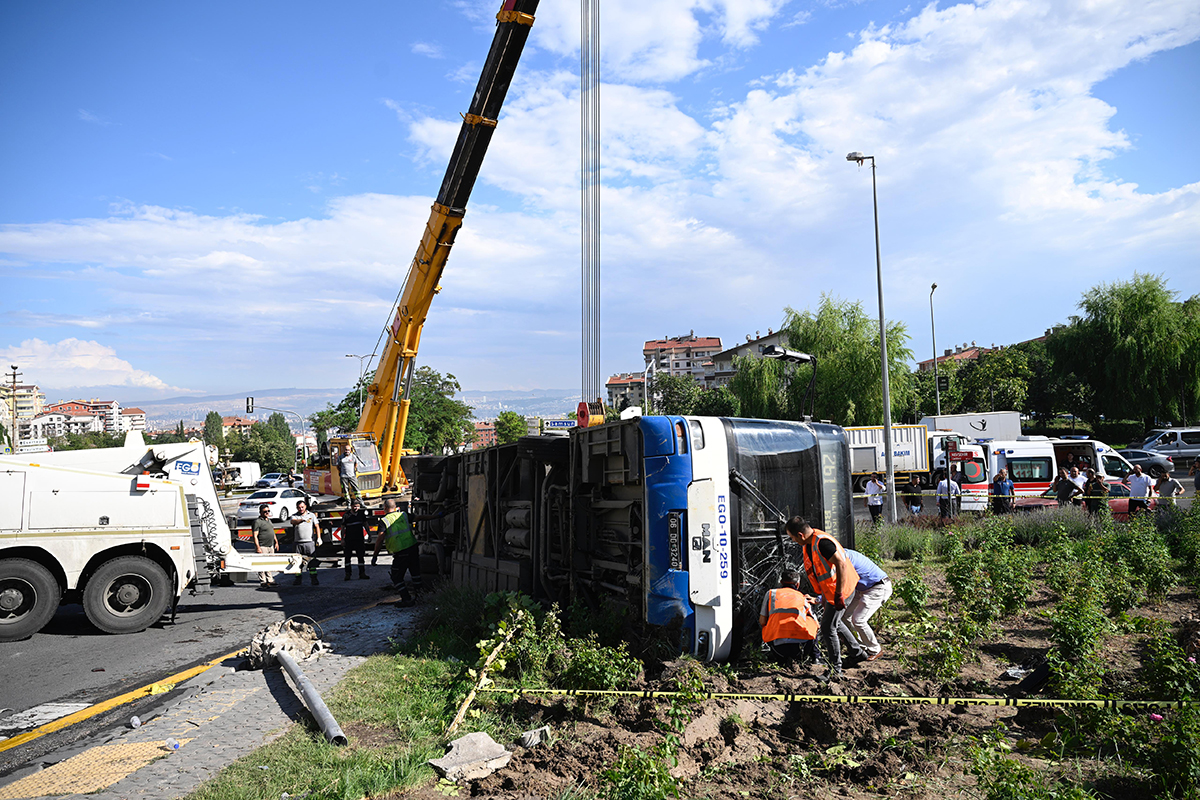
[276,650,348,746]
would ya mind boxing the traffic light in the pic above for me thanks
[246,397,254,414]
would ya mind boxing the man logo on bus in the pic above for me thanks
[692,523,713,564]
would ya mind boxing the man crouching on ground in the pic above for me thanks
[760,571,822,665]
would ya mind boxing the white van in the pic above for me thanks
[1142,428,1200,465]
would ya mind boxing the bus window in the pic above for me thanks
[674,421,689,454]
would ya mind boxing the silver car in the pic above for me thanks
[235,487,312,523]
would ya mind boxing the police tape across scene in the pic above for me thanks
[480,686,1198,709]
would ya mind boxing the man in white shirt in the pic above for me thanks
[864,472,885,525]
[287,499,322,585]
[338,445,365,502]
[1124,464,1154,516]
[936,473,961,519]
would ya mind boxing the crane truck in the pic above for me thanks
[402,414,855,662]
[0,433,303,641]
[304,0,540,501]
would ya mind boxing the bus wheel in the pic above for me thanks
[0,559,61,642]
[83,556,171,635]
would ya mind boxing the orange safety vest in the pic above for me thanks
[762,587,818,643]
[802,530,859,604]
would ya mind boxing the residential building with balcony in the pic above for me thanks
[642,332,722,386]
[222,416,256,437]
[119,407,147,432]
[709,329,787,387]
[606,373,645,408]
[473,420,497,449]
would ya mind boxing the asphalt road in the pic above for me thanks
[0,547,398,777]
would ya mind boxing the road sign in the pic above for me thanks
[949,450,973,462]
[543,419,575,430]
[937,376,950,392]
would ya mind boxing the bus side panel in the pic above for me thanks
[638,417,693,642]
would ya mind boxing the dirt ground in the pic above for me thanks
[395,565,1200,800]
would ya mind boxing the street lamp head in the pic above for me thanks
[846,151,869,165]
[931,282,937,292]
[762,345,815,364]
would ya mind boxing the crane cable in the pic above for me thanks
[580,0,601,409]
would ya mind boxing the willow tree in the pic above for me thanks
[1048,274,1199,426]
[730,296,914,426]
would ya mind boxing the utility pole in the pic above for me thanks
[7,365,21,448]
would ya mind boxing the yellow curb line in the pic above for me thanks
[0,654,237,754]
[0,595,406,754]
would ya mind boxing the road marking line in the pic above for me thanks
[0,703,91,737]
[0,596,403,754]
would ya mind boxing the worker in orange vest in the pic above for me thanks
[759,571,821,664]
[786,516,869,679]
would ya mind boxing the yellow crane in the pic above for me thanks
[308,0,539,500]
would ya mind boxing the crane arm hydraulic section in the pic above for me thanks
[327,0,539,496]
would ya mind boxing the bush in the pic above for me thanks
[1096,516,1177,612]
[1149,707,1200,799]
[1048,581,1108,699]
[946,523,1034,625]
[561,634,642,691]
[1141,620,1200,701]
[893,573,931,615]
[1159,502,1200,579]
[602,743,679,800]
[1008,505,1095,546]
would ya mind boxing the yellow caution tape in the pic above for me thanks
[480,686,1198,709]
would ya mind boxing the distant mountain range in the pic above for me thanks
[128,387,578,429]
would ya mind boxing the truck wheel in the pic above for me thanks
[0,559,61,642]
[83,556,171,635]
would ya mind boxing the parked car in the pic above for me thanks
[1017,480,1155,521]
[255,472,283,489]
[1119,449,1175,478]
[235,487,312,523]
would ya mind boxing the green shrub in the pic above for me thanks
[1048,581,1108,699]
[946,529,1033,625]
[970,729,1099,800]
[1008,505,1095,546]
[1141,620,1200,701]
[1159,502,1200,579]
[1149,707,1200,799]
[893,573,931,615]
[602,743,679,800]
[1096,517,1177,612]
[892,613,976,684]
[561,633,642,690]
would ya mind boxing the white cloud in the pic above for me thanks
[411,41,443,59]
[1,339,191,393]
[531,0,789,82]
[77,109,110,125]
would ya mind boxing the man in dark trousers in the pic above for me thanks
[786,516,868,679]
[759,571,821,665]
[372,498,441,607]
[341,498,373,580]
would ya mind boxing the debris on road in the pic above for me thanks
[430,731,512,781]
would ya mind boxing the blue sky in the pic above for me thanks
[2,0,1198,403]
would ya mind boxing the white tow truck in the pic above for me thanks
[0,432,302,642]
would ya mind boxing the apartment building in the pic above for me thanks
[709,329,787,387]
[642,332,722,386]
[119,407,147,432]
[606,373,645,408]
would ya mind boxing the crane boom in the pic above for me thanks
[322,0,539,497]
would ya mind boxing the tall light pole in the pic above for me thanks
[7,365,21,448]
[345,354,372,415]
[847,152,896,523]
[930,283,942,416]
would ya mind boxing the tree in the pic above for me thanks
[310,371,373,444]
[495,411,527,444]
[694,386,741,417]
[1048,274,1199,426]
[47,430,124,451]
[652,374,700,415]
[958,347,1032,413]
[404,367,475,454]
[729,296,914,426]
[228,424,294,472]
[203,411,225,449]
[266,412,292,443]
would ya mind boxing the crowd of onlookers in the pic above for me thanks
[861,457,1197,524]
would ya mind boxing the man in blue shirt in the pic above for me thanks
[991,468,1015,514]
[842,549,892,661]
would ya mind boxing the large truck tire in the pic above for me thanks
[83,556,172,635]
[0,559,62,642]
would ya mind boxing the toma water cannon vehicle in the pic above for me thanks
[306,0,540,501]
[403,414,855,662]
[0,433,302,641]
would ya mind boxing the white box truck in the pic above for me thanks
[845,425,989,512]
[919,411,1023,442]
[0,433,302,641]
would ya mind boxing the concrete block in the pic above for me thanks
[428,731,511,781]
